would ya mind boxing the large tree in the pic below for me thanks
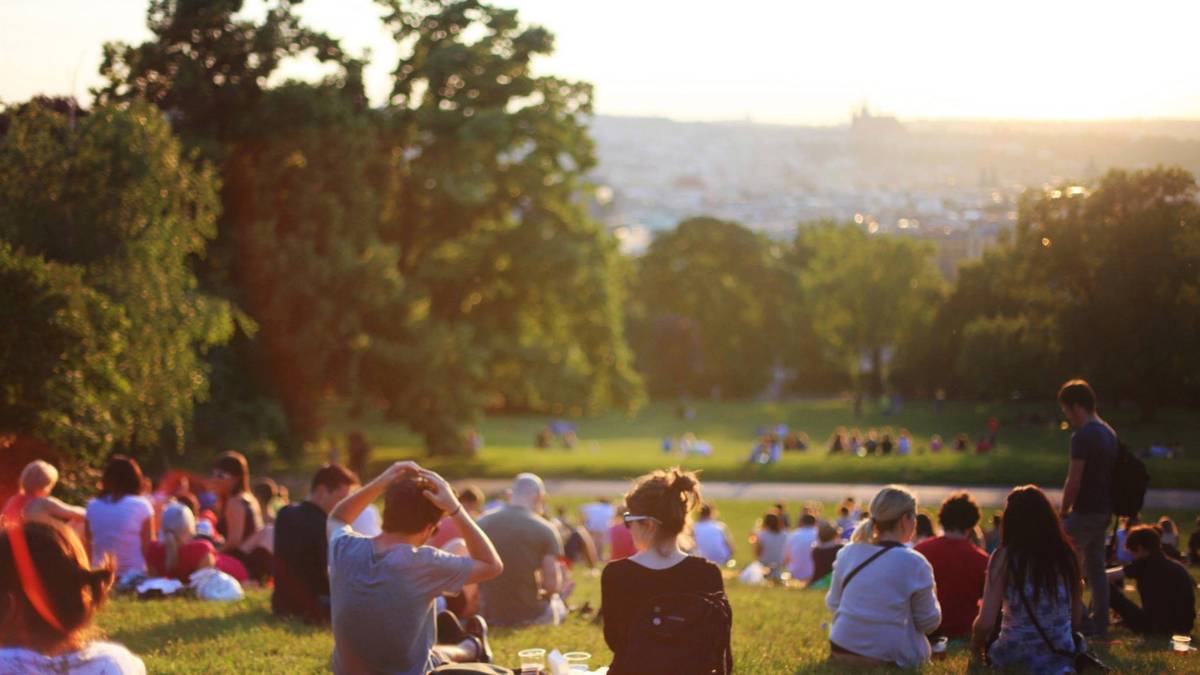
[0,102,235,459]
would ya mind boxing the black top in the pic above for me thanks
[1124,552,1196,635]
[1069,420,1117,514]
[811,543,842,583]
[601,556,725,667]
[1188,530,1200,565]
[271,501,331,623]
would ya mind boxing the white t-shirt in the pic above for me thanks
[785,526,819,581]
[351,504,382,536]
[692,519,732,565]
[0,641,145,675]
[86,495,154,574]
[580,502,615,533]
[826,542,941,668]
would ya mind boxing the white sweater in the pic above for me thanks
[825,542,942,668]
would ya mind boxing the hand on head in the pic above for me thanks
[418,469,461,513]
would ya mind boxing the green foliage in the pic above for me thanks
[0,102,235,459]
[630,217,790,398]
[796,223,944,395]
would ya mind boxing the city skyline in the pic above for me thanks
[4,0,1200,125]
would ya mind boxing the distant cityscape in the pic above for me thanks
[587,108,1200,277]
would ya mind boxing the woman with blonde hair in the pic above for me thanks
[826,485,941,668]
[601,468,731,674]
[145,504,217,582]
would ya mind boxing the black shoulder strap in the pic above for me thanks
[841,541,902,589]
[1016,583,1075,658]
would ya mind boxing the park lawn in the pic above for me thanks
[314,399,1200,490]
[96,499,1200,674]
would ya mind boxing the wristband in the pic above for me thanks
[449,504,462,518]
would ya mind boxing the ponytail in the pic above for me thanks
[625,467,702,551]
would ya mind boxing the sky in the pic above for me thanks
[4,0,1200,126]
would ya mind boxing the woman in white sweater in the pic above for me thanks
[826,485,942,668]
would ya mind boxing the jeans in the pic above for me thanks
[1065,511,1111,636]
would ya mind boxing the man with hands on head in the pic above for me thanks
[326,461,504,675]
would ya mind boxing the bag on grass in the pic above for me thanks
[737,561,766,585]
[189,567,244,601]
[622,591,732,675]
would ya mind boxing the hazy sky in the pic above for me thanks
[4,0,1200,125]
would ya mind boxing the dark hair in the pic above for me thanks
[1001,485,1080,605]
[938,491,982,532]
[174,492,199,516]
[457,485,484,506]
[1125,525,1161,553]
[98,455,143,500]
[762,513,782,533]
[699,503,714,520]
[310,464,359,493]
[916,513,935,538]
[1058,379,1096,413]
[0,520,114,653]
[1156,516,1176,535]
[382,477,444,534]
[252,478,278,507]
[800,513,817,527]
[213,451,251,495]
[624,467,701,542]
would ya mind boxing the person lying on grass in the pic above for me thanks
[326,461,503,675]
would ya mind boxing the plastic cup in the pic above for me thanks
[518,648,546,673]
[564,651,591,672]
[1171,635,1193,653]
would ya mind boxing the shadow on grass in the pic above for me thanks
[105,600,326,652]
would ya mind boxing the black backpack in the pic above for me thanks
[1110,439,1149,518]
[622,591,733,675]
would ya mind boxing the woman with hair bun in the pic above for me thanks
[600,468,731,674]
[0,520,145,673]
[826,485,942,668]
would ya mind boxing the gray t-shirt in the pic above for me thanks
[1070,419,1117,514]
[328,524,474,675]
[477,505,563,626]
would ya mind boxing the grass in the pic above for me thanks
[310,399,1200,490]
[97,498,1200,674]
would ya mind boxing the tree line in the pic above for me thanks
[2,1,1198,471]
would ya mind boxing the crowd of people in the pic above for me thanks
[0,378,1197,673]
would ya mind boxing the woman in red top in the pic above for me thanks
[146,503,216,582]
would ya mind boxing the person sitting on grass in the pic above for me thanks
[752,512,788,580]
[1156,517,1185,562]
[85,456,155,579]
[209,451,272,582]
[271,463,359,624]
[1,461,86,530]
[601,468,731,675]
[429,485,484,549]
[809,522,842,586]
[914,513,936,546]
[477,473,566,626]
[692,502,734,567]
[915,491,988,639]
[826,485,941,669]
[785,512,819,582]
[1189,515,1200,566]
[327,462,502,674]
[1106,524,1196,637]
[145,503,216,583]
[0,520,146,674]
[971,485,1082,674]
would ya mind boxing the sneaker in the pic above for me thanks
[465,615,493,664]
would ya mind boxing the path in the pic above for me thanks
[465,479,1200,511]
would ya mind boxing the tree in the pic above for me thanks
[796,223,944,397]
[630,217,789,398]
[0,102,235,458]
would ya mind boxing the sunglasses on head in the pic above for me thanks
[622,512,662,529]
[211,470,231,480]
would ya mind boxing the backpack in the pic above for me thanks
[1110,439,1149,518]
[622,591,733,675]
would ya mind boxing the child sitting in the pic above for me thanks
[1,461,85,529]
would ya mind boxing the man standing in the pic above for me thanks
[327,462,503,674]
[272,464,359,623]
[1057,379,1117,638]
[477,473,565,626]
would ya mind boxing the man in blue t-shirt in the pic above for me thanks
[1057,379,1117,638]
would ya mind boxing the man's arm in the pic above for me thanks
[540,553,562,594]
[1060,458,1085,517]
[419,469,503,585]
[327,461,419,540]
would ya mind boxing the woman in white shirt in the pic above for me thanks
[826,485,941,668]
[0,520,145,674]
[85,455,154,577]
[692,503,734,565]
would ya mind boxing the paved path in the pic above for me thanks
[466,479,1200,511]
